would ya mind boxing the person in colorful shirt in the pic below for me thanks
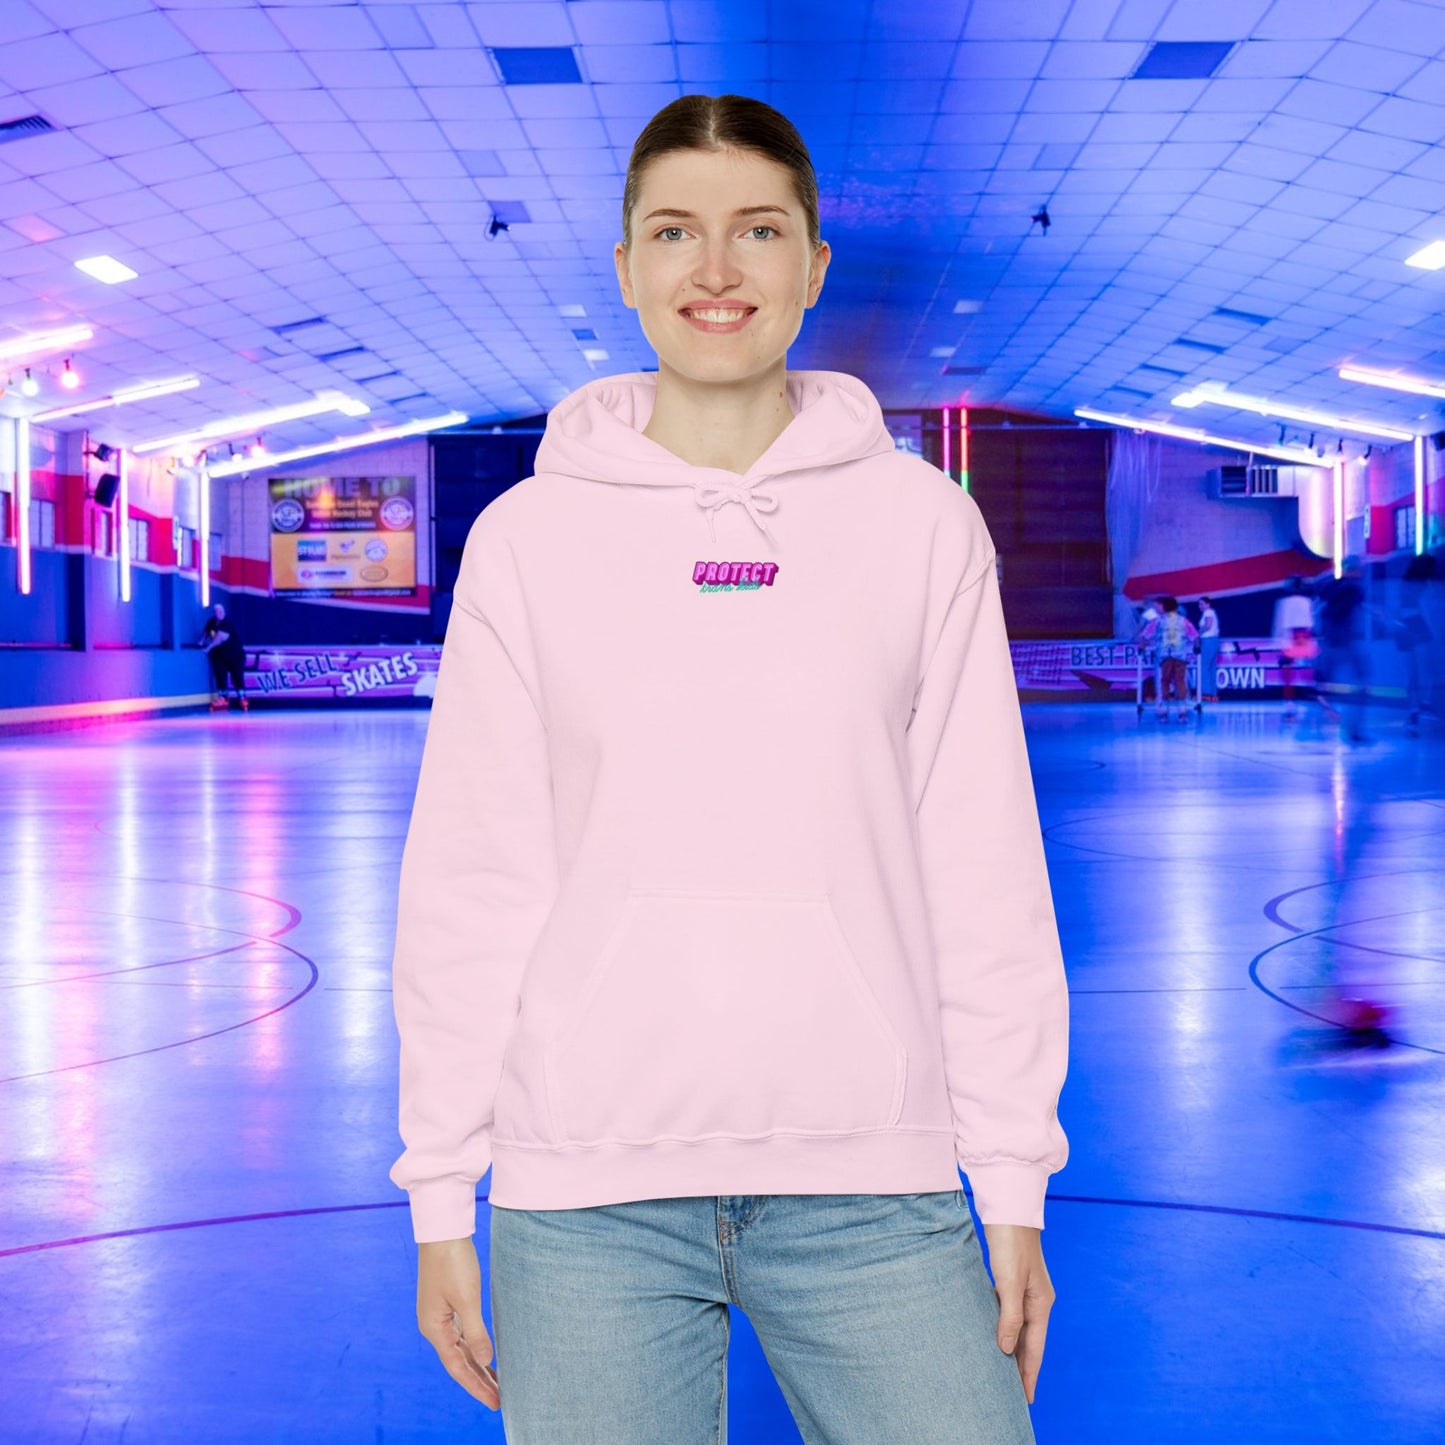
[1140,596,1198,721]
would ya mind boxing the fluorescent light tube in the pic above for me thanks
[1170,383,1414,441]
[204,412,468,478]
[0,324,94,362]
[1338,365,1445,401]
[32,375,201,422]
[1074,407,1333,467]
[132,390,371,455]
[75,255,139,284]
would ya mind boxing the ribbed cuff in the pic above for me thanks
[961,1161,1051,1229]
[407,1176,479,1244]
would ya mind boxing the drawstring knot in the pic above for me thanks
[693,480,779,545]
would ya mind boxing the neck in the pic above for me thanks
[643,361,794,474]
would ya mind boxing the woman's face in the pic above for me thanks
[614,146,830,386]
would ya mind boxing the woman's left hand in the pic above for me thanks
[980,1222,1055,1404]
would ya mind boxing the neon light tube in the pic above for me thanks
[132,391,371,456]
[16,417,31,595]
[118,448,131,604]
[959,407,970,493]
[1171,384,1413,441]
[1416,435,1426,557]
[205,412,469,479]
[1332,459,1344,578]
[941,406,952,481]
[1338,366,1445,401]
[1073,408,1333,467]
[0,324,94,363]
[33,375,201,423]
[199,465,210,607]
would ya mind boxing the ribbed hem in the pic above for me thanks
[487,1128,959,1209]
[406,1174,482,1244]
[961,1162,1053,1229]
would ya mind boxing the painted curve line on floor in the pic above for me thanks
[1250,899,1445,1056]
[1263,869,1444,936]
[0,877,316,1083]
[4,1189,1441,1259]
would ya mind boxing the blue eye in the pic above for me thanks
[750,225,776,239]
[657,226,685,241]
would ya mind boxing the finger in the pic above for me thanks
[995,1285,1024,1355]
[1015,1288,1054,1402]
[432,1332,500,1407]
[421,1313,501,1410]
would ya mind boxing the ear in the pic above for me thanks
[614,241,635,310]
[805,239,831,309]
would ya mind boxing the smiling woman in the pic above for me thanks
[611,98,833,474]
[391,92,1068,1444]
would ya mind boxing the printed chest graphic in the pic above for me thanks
[693,559,780,593]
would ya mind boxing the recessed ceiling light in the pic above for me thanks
[1403,240,1445,271]
[74,255,139,284]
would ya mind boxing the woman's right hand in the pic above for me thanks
[416,1237,500,1410]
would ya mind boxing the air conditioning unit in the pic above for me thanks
[1210,463,1314,498]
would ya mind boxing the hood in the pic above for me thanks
[533,369,897,546]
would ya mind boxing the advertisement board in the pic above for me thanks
[245,645,439,700]
[240,640,1302,706]
[1009,639,1305,698]
[269,475,416,597]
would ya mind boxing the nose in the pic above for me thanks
[691,234,744,294]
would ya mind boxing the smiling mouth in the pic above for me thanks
[680,306,756,321]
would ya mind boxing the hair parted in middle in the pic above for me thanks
[620,93,822,253]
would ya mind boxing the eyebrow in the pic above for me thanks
[641,205,791,222]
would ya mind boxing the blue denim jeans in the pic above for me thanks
[488,1190,1037,1444]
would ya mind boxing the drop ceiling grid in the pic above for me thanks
[0,0,1439,447]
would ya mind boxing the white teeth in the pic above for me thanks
[686,308,751,322]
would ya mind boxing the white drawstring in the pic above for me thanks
[693,481,780,545]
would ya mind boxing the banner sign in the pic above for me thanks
[269,475,417,597]
[245,645,440,700]
[240,638,1302,706]
[1009,638,1307,697]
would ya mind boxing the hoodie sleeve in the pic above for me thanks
[905,539,1070,1230]
[388,514,559,1244]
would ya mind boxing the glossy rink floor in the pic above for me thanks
[2,703,1442,1444]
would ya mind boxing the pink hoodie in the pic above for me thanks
[389,370,1070,1243]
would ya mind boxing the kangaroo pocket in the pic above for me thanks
[543,890,908,1146]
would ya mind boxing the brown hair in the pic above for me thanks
[620,94,821,252]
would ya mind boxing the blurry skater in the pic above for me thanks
[388,94,1068,1443]
[199,602,248,713]
[1395,553,1436,735]
[1139,596,1197,721]
[1315,557,1371,743]
[1271,577,1319,721]
[1196,595,1220,702]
